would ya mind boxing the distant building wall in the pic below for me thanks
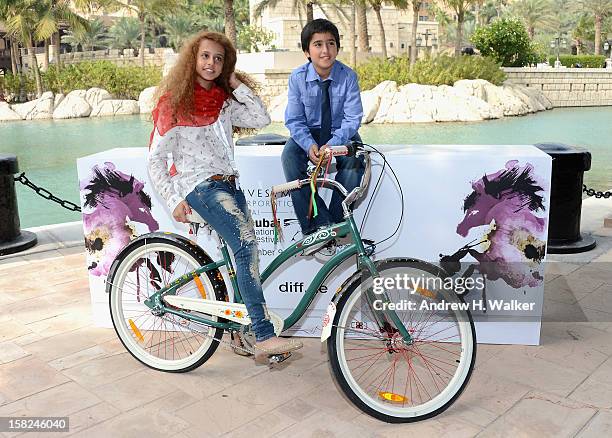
[249,0,439,58]
[504,68,612,107]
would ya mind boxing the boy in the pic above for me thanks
[282,19,364,252]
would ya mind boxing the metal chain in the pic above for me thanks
[13,172,82,212]
[583,184,612,199]
[159,314,255,355]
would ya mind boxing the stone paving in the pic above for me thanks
[0,198,611,437]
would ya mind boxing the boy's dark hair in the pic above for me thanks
[301,19,341,51]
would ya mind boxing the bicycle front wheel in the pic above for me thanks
[108,236,225,372]
[328,259,476,423]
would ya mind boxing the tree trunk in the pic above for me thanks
[17,48,26,102]
[10,38,18,75]
[455,11,465,56]
[52,31,62,70]
[224,0,237,45]
[43,39,50,71]
[594,14,602,55]
[528,26,535,40]
[28,40,43,97]
[357,0,369,52]
[139,14,146,67]
[306,2,314,23]
[350,4,357,68]
[374,6,387,59]
[410,2,419,66]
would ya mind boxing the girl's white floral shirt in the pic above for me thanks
[147,84,271,212]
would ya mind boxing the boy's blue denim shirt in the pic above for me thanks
[284,60,363,153]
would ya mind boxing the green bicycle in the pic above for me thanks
[106,143,476,423]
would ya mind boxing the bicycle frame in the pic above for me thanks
[143,148,413,343]
[143,213,413,342]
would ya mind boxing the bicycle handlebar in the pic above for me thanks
[271,142,371,216]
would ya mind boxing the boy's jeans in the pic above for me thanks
[281,131,364,235]
[185,179,275,342]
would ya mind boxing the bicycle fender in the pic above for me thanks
[105,232,228,300]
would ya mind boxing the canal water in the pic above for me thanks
[1,107,610,228]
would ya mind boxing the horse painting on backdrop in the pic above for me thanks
[440,160,548,291]
[81,163,159,276]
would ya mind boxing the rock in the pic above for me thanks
[85,87,112,108]
[90,99,140,117]
[372,81,399,123]
[268,93,288,123]
[432,86,493,122]
[67,89,87,99]
[11,91,54,120]
[53,92,92,119]
[0,102,22,122]
[138,86,157,114]
[453,79,490,101]
[454,79,532,116]
[361,80,396,123]
[54,93,65,109]
[506,84,553,111]
[360,89,381,124]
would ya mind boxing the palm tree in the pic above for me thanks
[578,0,612,54]
[507,0,554,39]
[34,0,92,68]
[36,0,89,69]
[442,0,479,55]
[356,0,369,51]
[62,17,107,51]
[189,0,224,32]
[9,36,19,74]
[366,0,407,59]
[108,0,182,67]
[108,17,141,51]
[254,0,316,25]
[409,0,420,65]
[479,0,501,24]
[223,0,236,45]
[161,13,199,50]
[2,0,44,96]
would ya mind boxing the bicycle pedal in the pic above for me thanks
[268,352,292,364]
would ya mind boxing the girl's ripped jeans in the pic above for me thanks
[185,179,275,342]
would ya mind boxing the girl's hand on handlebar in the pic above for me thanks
[173,200,192,223]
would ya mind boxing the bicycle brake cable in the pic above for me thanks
[353,141,405,247]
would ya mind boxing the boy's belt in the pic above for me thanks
[208,174,236,182]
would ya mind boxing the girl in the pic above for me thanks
[148,31,302,357]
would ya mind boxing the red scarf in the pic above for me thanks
[149,82,228,176]
[150,81,228,142]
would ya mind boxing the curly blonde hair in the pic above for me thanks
[154,31,260,121]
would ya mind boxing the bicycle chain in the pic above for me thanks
[161,314,256,356]
[583,184,612,199]
[13,172,82,212]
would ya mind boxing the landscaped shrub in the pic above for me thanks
[355,55,506,90]
[42,61,162,99]
[471,17,541,67]
[547,55,606,68]
[0,61,162,103]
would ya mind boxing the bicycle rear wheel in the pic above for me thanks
[328,258,476,423]
[108,236,225,372]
